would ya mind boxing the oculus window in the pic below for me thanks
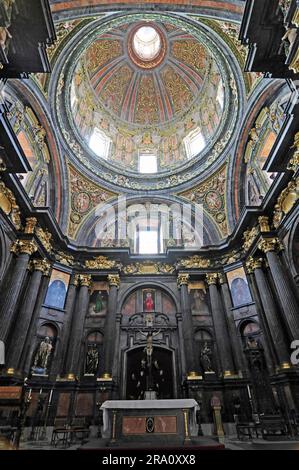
[133,26,161,61]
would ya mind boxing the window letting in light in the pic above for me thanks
[184,128,206,159]
[89,128,111,159]
[138,230,159,254]
[133,26,161,61]
[139,154,158,173]
[216,81,225,110]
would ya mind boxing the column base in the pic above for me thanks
[223,370,240,379]
[98,373,113,382]
[56,373,77,382]
[187,371,203,380]
[1,368,23,378]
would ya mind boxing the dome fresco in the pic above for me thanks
[69,20,225,173]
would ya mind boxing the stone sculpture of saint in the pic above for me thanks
[33,336,53,371]
[200,342,214,372]
[85,346,99,375]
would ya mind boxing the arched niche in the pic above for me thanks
[121,285,177,316]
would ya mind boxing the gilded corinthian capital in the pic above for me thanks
[258,237,282,254]
[206,273,218,285]
[77,274,92,288]
[245,256,263,274]
[10,239,38,256]
[177,273,189,287]
[30,259,51,276]
[108,274,120,288]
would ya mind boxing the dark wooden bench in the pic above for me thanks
[236,423,262,440]
[260,415,288,439]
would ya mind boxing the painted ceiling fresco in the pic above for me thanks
[10,1,281,247]
[70,20,225,172]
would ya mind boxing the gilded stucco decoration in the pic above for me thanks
[273,177,299,228]
[0,179,21,229]
[67,164,119,239]
[122,262,175,275]
[177,255,210,269]
[197,17,262,97]
[85,255,122,270]
[178,165,228,238]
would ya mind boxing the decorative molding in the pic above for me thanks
[206,273,218,285]
[67,164,119,239]
[30,259,51,276]
[218,273,226,284]
[0,179,21,229]
[0,157,6,172]
[178,164,228,237]
[258,216,271,233]
[258,237,282,254]
[273,177,299,228]
[177,273,189,287]
[178,255,210,269]
[24,217,37,234]
[108,274,120,288]
[10,239,38,256]
[85,255,121,270]
[243,226,258,251]
[122,262,175,275]
[76,273,92,288]
[288,132,299,172]
[36,227,52,253]
[245,256,263,274]
[55,251,75,266]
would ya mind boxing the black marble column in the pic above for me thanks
[6,259,51,373]
[246,269,276,375]
[247,257,290,368]
[0,239,37,344]
[22,273,51,374]
[219,274,246,375]
[66,274,92,379]
[59,276,79,376]
[259,238,299,339]
[177,274,197,376]
[102,274,120,379]
[206,273,235,376]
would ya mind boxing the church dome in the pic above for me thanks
[55,13,240,190]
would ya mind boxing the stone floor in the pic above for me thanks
[14,436,299,451]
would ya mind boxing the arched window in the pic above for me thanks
[241,321,260,338]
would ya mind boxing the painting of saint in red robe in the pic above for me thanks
[143,289,155,312]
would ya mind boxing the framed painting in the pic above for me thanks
[189,281,210,316]
[143,288,156,312]
[88,281,108,316]
[44,269,70,309]
[226,266,252,308]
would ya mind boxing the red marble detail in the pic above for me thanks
[122,417,146,435]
